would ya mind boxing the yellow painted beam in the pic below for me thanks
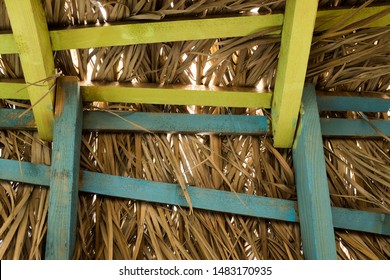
[316,5,390,31]
[80,82,272,108]
[0,80,30,100]
[0,33,17,54]
[271,0,318,148]
[50,14,283,51]
[4,0,55,140]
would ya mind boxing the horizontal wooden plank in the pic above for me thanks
[0,158,389,236]
[0,109,36,129]
[1,5,389,55]
[315,5,390,32]
[321,118,390,137]
[0,33,18,54]
[83,111,269,134]
[49,14,283,51]
[80,83,272,108]
[317,92,390,112]
[0,159,50,185]
[0,80,30,100]
[80,171,298,222]
[0,109,268,134]
[332,207,390,236]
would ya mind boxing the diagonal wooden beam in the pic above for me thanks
[271,0,318,148]
[4,0,55,140]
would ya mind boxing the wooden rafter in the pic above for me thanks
[4,0,55,140]
[1,5,389,54]
[271,0,319,148]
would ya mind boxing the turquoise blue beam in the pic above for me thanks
[0,109,269,135]
[0,158,389,236]
[80,171,297,222]
[45,77,83,260]
[292,84,337,259]
[317,92,390,112]
[0,109,35,130]
[321,119,390,137]
[332,207,390,236]
[83,111,269,134]
[0,159,50,185]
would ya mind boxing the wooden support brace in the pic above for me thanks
[45,77,82,259]
[271,0,318,148]
[4,0,56,141]
[292,84,337,260]
[1,158,389,236]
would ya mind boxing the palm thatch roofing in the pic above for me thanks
[0,0,389,260]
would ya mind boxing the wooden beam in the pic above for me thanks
[45,77,82,259]
[4,0,55,140]
[0,80,30,100]
[0,81,272,108]
[317,92,390,112]
[1,158,389,236]
[315,5,390,32]
[0,109,269,135]
[50,14,283,51]
[332,207,390,236]
[0,33,18,54]
[1,5,389,55]
[271,0,318,148]
[321,119,390,137]
[292,84,337,259]
[80,82,272,108]
[83,112,269,134]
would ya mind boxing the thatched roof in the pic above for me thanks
[0,0,389,260]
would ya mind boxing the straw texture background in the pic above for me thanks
[0,0,389,259]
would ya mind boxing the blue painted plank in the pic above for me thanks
[80,170,298,222]
[83,111,269,134]
[0,158,50,185]
[0,109,269,135]
[0,109,36,129]
[0,158,389,236]
[292,84,337,259]
[45,77,83,260]
[321,118,390,137]
[332,207,390,236]
[317,93,390,112]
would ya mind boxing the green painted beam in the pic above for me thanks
[0,81,272,108]
[0,80,30,100]
[0,33,18,54]
[80,83,272,108]
[4,0,56,141]
[1,158,389,236]
[316,5,390,32]
[271,0,318,148]
[292,84,337,260]
[50,14,283,51]
[45,77,82,260]
[1,5,389,55]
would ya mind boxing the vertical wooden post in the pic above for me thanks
[292,84,337,259]
[45,77,82,259]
